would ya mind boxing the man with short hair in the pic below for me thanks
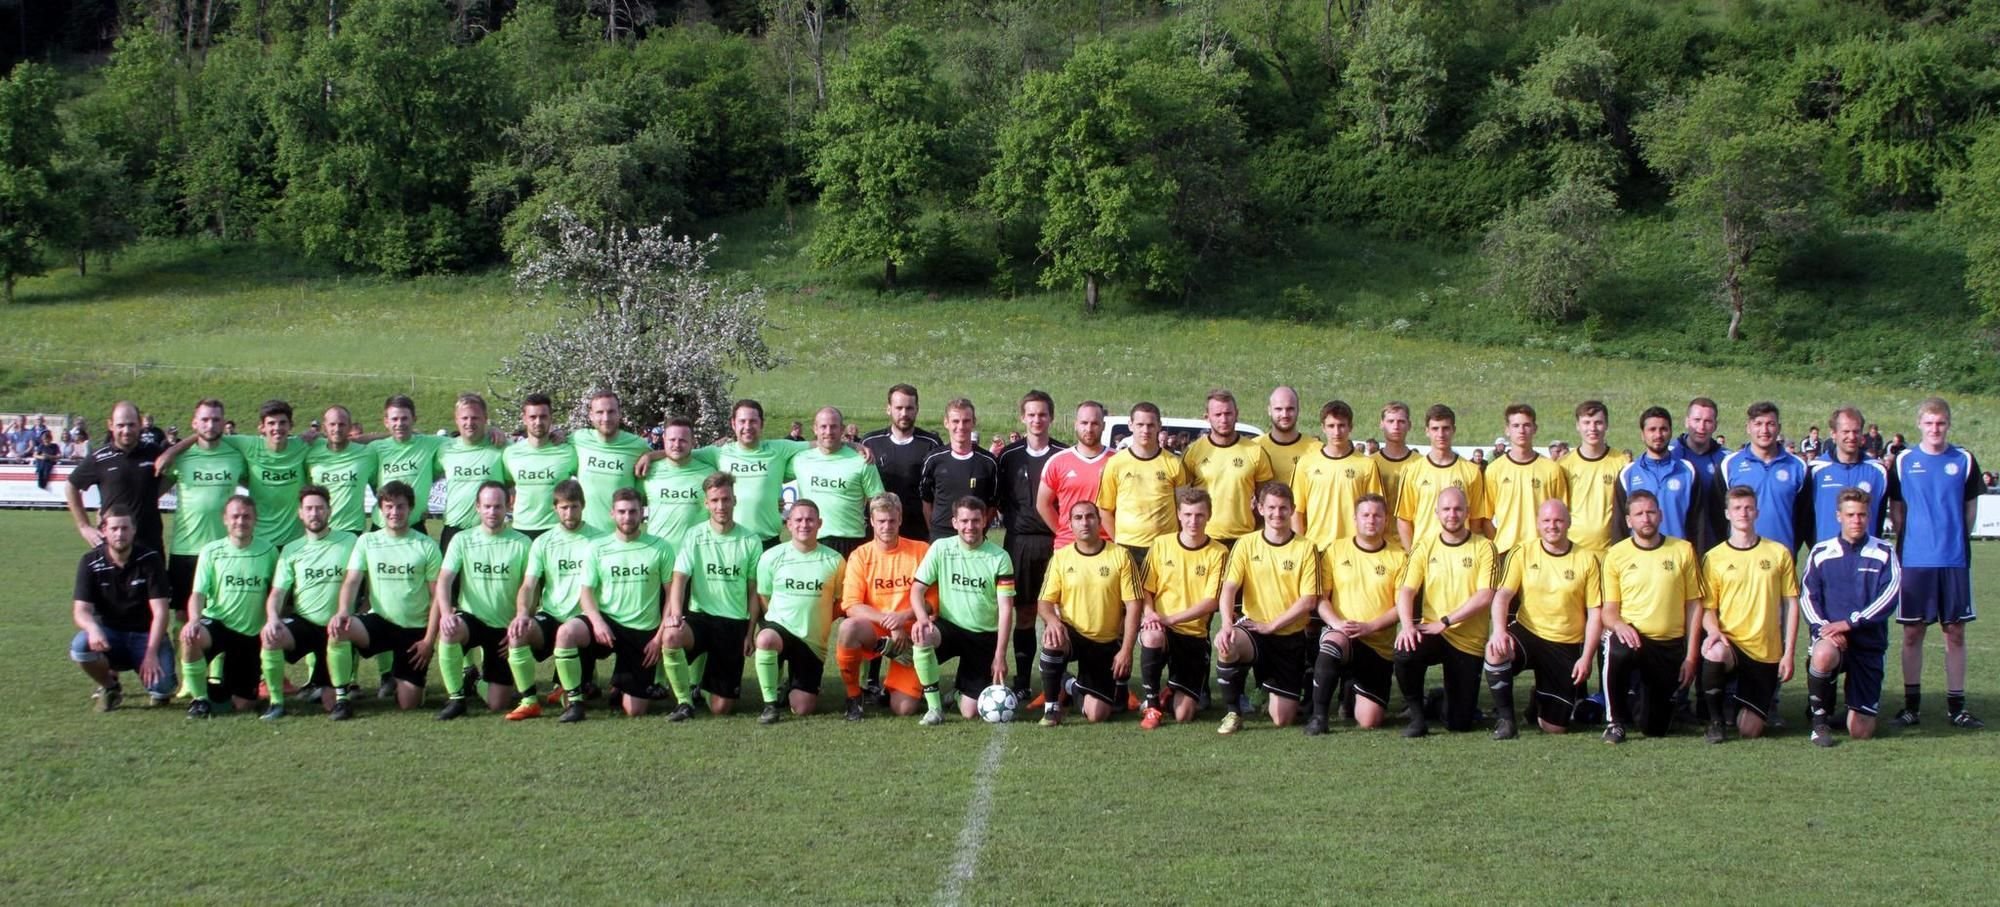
[179,495,279,718]
[1483,403,1568,553]
[861,384,943,542]
[1484,499,1602,739]
[69,506,175,710]
[1621,407,1698,542]
[1800,488,1901,745]
[327,481,443,719]
[919,398,1001,542]
[1806,406,1888,545]
[710,398,810,545]
[1037,400,1111,549]
[833,493,932,719]
[368,395,448,534]
[1033,501,1139,726]
[160,399,247,700]
[659,473,765,719]
[552,487,674,722]
[503,479,602,720]
[1257,386,1313,485]
[1562,400,1630,552]
[752,499,846,723]
[1698,486,1801,743]
[1395,404,1491,549]
[786,407,884,557]
[435,394,510,554]
[306,405,377,536]
[1392,487,1499,737]
[1213,482,1321,734]
[996,390,1064,695]
[1671,396,1730,553]
[65,401,168,552]
[1305,493,1407,735]
[1372,402,1417,519]
[503,393,579,542]
[257,485,358,719]
[1888,396,1983,729]
[637,416,720,547]
[1137,488,1226,728]
[1097,402,1191,570]
[1599,490,1705,742]
[908,496,1016,724]
[1721,401,1811,553]
[1291,400,1384,548]
[432,481,533,720]
[1184,390,1277,544]
[571,390,653,534]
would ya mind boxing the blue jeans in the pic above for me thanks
[70,628,177,696]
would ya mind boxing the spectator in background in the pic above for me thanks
[165,426,180,444]
[786,420,805,442]
[33,429,61,488]
[1863,424,1886,458]
[1801,426,1822,457]
[1549,440,1571,460]
[842,424,859,443]
[1364,438,1381,456]
[65,421,90,459]
[138,413,166,448]
[1470,448,1488,469]
[222,420,238,435]
[1887,433,1908,461]
[7,416,37,457]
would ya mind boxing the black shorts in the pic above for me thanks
[1166,631,1211,697]
[196,619,262,701]
[1814,625,1887,716]
[1006,534,1056,612]
[518,527,547,542]
[759,621,827,698]
[1066,630,1121,703]
[932,618,1000,698]
[439,525,463,554]
[170,554,200,615]
[353,613,430,686]
[276,617,332,685]
[1506,625,1584,726]
[457,613,512,685]
[1246,629,1307,700]
[684,612,749,700]
[1347,643,1396,706]
[1121,544,1150,572]
[528,612,571,660]
[821,536,864,558]
[1722,644,1781,719]
[583,619,659,696]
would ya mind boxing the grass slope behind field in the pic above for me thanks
[2,510,1998,903]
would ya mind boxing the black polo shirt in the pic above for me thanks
[74,544,172,632]
[68,440,168,549]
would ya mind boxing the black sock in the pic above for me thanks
[1139,644,1165,707]
[1700,659,1727,725]
[1039,648,1067,706]
[1807,669,1836,727]
[1485,661,1515,720]
[1310,637,1344,719]
[865,657,883,686]
[1905,684,1921,713]
[1949,690,1966,716]
[1216,661,1248,715]
[1393,654,1426,722]
[1012,627,1036,691]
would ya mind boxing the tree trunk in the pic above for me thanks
[883,257,897,289]
[1722,214,1750,341]
[77,250,88,277]
[1723,260,1744,341]
[1084,273,1100,314]
[3,275,13,305]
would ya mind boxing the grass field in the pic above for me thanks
[3,509,1998,903]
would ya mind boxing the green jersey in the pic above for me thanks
[502,438,577,532]
[437,437,509,529]
[585,533,674,631]
[672,521,763,620]
[756,543,845,657]
[368,434,447,526]
[166,443,247,556]
[572,430,652,532]
[913,539,1014,633]
[272,531,358,625]
[305,441,377,533]
[191,536,279,635]
[442,526,532,626]
[710,439,809,540]
[642,449,720,545]
[221,435,307,547]
[525,524,603,622]
[785,446,883,539]
[347,529,442,629]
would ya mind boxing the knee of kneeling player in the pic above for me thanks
[755,629,783,650]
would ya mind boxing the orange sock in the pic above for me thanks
[836,646,867,698]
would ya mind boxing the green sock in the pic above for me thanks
[692,652,708,690]
[328,640,355,698]
[554,647,582,702]
[301,652,319,683]
[209,652,224,685]
[754,648,781,704]
[507,645,538,698]
[438,642,466,699]
[374,651,394,682]
[913,644,943,712]
[181,659,208,701]
[259,648,287,704]
[664,647,693,703]
[654,661,670,689]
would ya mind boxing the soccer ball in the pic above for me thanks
[976,685,1018,724]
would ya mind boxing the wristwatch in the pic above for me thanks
[1440,614,1454,628]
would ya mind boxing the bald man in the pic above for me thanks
[67,401,169,552]
[1484,499,1602,738]
[1257,386,1313,486]
[1394,487,1500,736]
[785,407,884,558]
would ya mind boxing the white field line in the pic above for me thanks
[936,726,1010,907]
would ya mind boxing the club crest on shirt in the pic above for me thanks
[1097,566,1110,577]
[1946,462,1961,475]
[1759,559,1772,570]
[1232,457,1243,468]
[1193,564,1207,576]
[1344,468,1355,479]
[1776,469,1790,482]
[1667,478,1682,491]
[1282,560,1296,571]
[1460,557,1473,568]
[1373,564,1386,575]
[1563,569,1575,580]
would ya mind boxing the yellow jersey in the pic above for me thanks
[1501,540,1601,645]
[1256,432,1316,487]
[1483,453,1569,552]
[1402,533,1500,657]
[1562,448,1632,552]
[1039,543,1138,643]
[1097,448,1191,549]
[1292,448,1384,548]
[1142,534,1228,637]
[1320,536,1407,658]
[1396,453,1490,544]
[1184,435,1276,540]
[1372,448,1417,521]
[1602,536,1704,641]
[1223,531,1320,636]
[1702,538,1798,664]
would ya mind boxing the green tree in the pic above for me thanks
[51,130,138,276]
[0,62,64,303]
[809,26,949,288]
[1480,175,1615,321]
[982,39,1247,312]
[1790,35,1978,206]
[1942,123,2000,324]
[1637,73,1827,341]
[1336,0,1444,151]
[1469,27,1624,185]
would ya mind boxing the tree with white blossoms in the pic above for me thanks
[499,206,781,439]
